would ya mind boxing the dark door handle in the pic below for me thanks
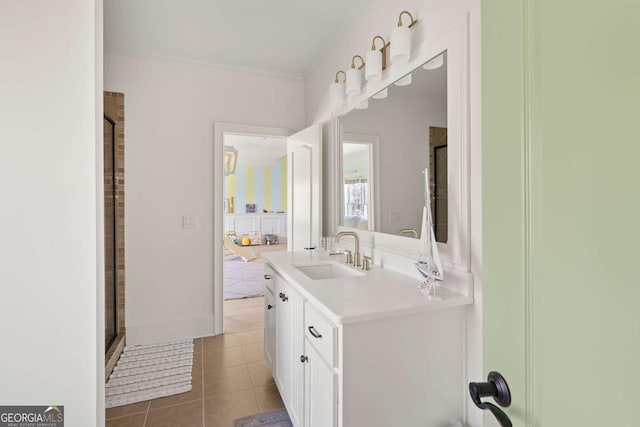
[469,371,512,427]
[300,355,308,363]
[264,274,271,280]
[308,326,322,339]
[279,292,288,302]
[304,247,316,250]
[267,304,273,310]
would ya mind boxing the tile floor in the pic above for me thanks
[224,297,265,333]
[105,323,283,426]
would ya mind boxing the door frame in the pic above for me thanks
[213,122,292,335]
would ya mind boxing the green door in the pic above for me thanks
[482,0,640,426]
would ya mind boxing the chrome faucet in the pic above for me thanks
[336,231,360,267]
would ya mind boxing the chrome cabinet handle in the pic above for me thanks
[308,326,322,339]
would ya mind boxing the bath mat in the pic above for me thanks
[105,339,193,408]
[234,409,292,427]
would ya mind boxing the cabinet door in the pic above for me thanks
[288,287,304,427]
[304,341,337,427]
[264,291,276,372]
[275,279,291,404]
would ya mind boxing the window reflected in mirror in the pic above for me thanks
[342,141,374,231]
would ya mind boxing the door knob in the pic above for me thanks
[300,355,308,363]
[267,304,273,310]
[469,371,512,427]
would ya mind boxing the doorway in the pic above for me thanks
[213,123,292,335]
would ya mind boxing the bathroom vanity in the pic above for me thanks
[259,15,478,427]
[263,250,472,427]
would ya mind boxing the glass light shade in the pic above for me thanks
[223,146,238,176]
[395,73,412,86]
[355,100,369,110]
[372,88,388,99]
[345,68,362,96]
[390,25,411,64]
[330,81,345,107]
[423,54,444,70]
[365,49,383,81]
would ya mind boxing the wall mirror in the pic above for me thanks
[331,21,470,272]
[339,53,448,241]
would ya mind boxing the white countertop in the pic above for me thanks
[263,250,473,324]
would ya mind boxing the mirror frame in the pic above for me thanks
[328,18,471,273]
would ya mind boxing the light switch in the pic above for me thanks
[182,214,199,229]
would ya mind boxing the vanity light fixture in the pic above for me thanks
[365,35,387,81]
[372,88,388,99]
[331,70,346,108]
[395,73,413,86]
[355,100,369,110]
[423,53,444,70]
[390,11,417,64]
[346,55,365,96]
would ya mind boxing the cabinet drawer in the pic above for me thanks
[264,265,275,294]
[304,301,338,368]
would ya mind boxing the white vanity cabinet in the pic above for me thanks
[303,301,338,427]
[264,265,304,427]
[304,341,337,427]
[264,258,467,427]
[263,286,276,372]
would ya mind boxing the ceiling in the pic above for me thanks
[225,134,287,166]
[104,0,368,78]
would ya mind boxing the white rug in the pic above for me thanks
[105,339,194,408]
[224,244,287,300]
[224,257,267,300]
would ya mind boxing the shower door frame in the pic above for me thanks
[104,113,118,353]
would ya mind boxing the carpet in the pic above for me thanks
[105,339,193,408]
[224,257,267,300]
[224,244,287,300]
[234,409,293,427]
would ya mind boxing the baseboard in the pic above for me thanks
[126,315,215,346]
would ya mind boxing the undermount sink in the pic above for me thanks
[293,262,365,280]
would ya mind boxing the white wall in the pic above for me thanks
[104,54,305,344]
[0,0,103,425]
[303,0,482,425]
